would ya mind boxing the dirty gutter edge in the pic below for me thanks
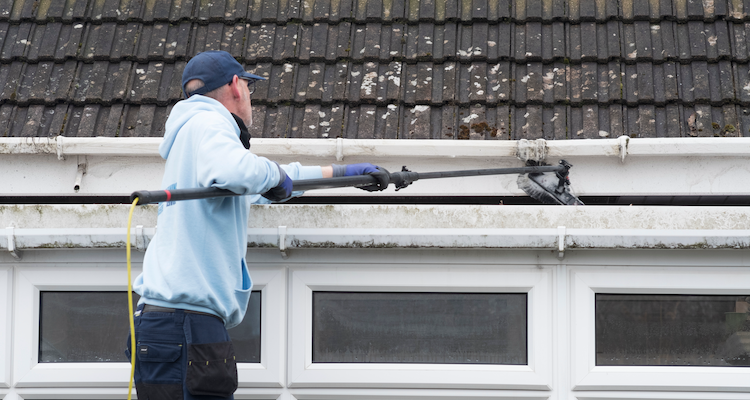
[2,228,750,251]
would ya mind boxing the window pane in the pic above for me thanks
[228,290,261,363]
[40,291,138,362]
[313,292,527,364]
[40,291,261,363]
[596,294,750,366]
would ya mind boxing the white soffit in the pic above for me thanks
[0,136,749,196]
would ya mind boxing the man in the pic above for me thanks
[128,50,388,399]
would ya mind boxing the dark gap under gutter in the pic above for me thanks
[0,195,749,206]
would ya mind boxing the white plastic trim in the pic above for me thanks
[1,137,748,159]
[0,267,10,389]
[1,228,750,251]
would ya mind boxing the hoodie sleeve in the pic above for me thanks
[194,112,281,195]
[250,163,324,204]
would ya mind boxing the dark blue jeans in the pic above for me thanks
[126,304,237,400]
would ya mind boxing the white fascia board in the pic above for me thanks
[2,227,750,251]
[2,136,750,158]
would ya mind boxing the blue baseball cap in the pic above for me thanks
[182,51,266,98]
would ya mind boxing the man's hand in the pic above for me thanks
[262,163,294,201]
[333,163,390,192]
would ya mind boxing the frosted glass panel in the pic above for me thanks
[313,292,527,364]
[39,291,261,363]
[596,294,750,366]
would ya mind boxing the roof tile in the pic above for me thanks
[265,105,293,138]
[324,62,349,102]
[0,0,11,21]
[312,0,331,22]
[438,104,456,139]
[146,23,170,60]
[0,104,12,136]
[622,23,637,62]
[265,62,295,102]
[17,105,43,136]
[638,62,656,103]
[50,60,77,102]
[485,62,509,103]
[440,0,460,21]
[660,104,680,137]
[402,62,418,104]
[170,0,195,21]
[568,23,582,62]
[102,61,132,103]
[292,63,313,103]
[298,104,322,137]
[0,61,23,101]
[634,21,653,60]
[324,103,347,137]
[579,22,598,61]
[401,104,431,139]
[717,60,735,103]
[99,104,123,137]
[350,24,367,61]
[357,104,381,138]
[246,24,275,62]
[736,63,750,105]
[29,61,54,103]
[33,22,62,61]
[25,21,47,61]
[305,23,327,62]
[675,23,691,60]
[692,60,711,102]
[730,22,748,61]
[578,62,598,103]
[297,24,314,62]
[0,21,8,54]
[342,0,359,22]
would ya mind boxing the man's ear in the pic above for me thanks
[229,75,242,99]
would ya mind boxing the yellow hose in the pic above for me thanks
[126,198,139,400]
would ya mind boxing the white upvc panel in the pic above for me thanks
[288,266,553,390]
[575,391,750,400]
[289,388,551,399]
[570,266,750,392]
[12,266,135,388]
[0,267,10,389]
[239,267,287,388]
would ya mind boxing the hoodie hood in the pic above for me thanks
[160,95,237,159]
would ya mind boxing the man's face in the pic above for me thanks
[237,77,254,127]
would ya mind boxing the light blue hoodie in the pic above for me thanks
[133,95,322,328]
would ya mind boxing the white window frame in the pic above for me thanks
[1,266,10,389]
[288,265,553,390]
[13,264,286,388]
[238,267,286,388]
[571,266,750,392]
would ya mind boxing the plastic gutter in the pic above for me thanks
[2,228,750,256]
[1,136,749,159]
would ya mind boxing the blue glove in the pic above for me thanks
[332,163,390,191]
[261,163,294,201]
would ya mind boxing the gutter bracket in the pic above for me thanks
[336,137,344,162]
[6,226,21,261]
[278,226,289,259]
[618,135,629,163]
[557,226,566,259]
[56,135,64,160]
[135,225,147,252]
